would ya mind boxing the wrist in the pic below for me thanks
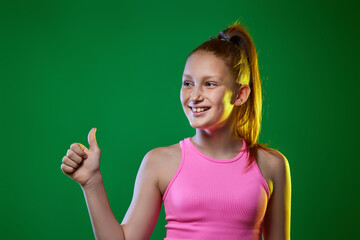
[81,171,103,190]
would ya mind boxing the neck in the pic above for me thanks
[191,114,243,156]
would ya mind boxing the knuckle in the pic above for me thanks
[63,158,69,165]
[65,157,78,167]
[63,164,74,173]
[71,160,79,167]
[77,158,83,164]
[67,150,74,158]
[60,164,68,173]
[70,143,79,149]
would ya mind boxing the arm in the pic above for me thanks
[120,148,163,240]
[82,148,163,240]
[82,173,126,239]
[262,151,292,240]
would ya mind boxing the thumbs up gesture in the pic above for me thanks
[61,128,101,187]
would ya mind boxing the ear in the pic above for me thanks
[234,84,251,106]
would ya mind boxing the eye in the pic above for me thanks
[205,82,216,87]
[183,81,193,86]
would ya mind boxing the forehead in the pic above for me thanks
[183,51,232,79]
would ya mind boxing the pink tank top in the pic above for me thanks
[162,137,270,240]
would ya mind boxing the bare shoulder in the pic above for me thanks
[260,147,292,239]
[144,142,181,164]
[257,147,291,185]
[137,143,181,174]
[143,143,182,196]
[121,143,182,239]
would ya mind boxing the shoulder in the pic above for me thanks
[145,143,181,160]
[138,143,182,193]
[256,147,291,184]
[260,147,292,238]
[141,143,181,169]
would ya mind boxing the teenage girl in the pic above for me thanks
[61,22,291,240]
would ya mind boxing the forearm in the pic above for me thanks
[81,173,125,240]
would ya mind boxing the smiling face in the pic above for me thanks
[180,51,239,131]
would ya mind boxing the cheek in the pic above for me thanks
[210,91,227,106]
[180,89,189,104]
[180,92,188,113]
[223,93,235,114]
[180,89,184,103]
[214,91,233,113]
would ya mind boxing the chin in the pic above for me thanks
[189,122,212,130]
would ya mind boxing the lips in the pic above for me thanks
[189,106,211,110]
[189,106,211,114]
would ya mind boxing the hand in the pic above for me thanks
[61,128,101,187]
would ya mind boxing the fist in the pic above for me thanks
[61,128,101,187]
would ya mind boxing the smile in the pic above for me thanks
[192,107,210,112]
[190,107,211,115]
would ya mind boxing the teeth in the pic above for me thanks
[192,107,208,112]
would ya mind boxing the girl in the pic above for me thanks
[61,21,291,240]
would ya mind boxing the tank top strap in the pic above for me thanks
[162,138,186,203]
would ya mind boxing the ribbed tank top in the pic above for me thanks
[162,137,270,240]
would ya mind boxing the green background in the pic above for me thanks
[1,0,359,239]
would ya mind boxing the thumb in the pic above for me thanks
[88,128,99,151]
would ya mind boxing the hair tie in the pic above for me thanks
[220,31,232,42]
[210,31,242,48]
[209,33,249,63]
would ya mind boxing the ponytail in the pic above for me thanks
[188,21,276,166]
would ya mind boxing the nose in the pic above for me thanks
[190,85,204,102]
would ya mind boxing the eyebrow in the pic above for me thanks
[182,74,221,80]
